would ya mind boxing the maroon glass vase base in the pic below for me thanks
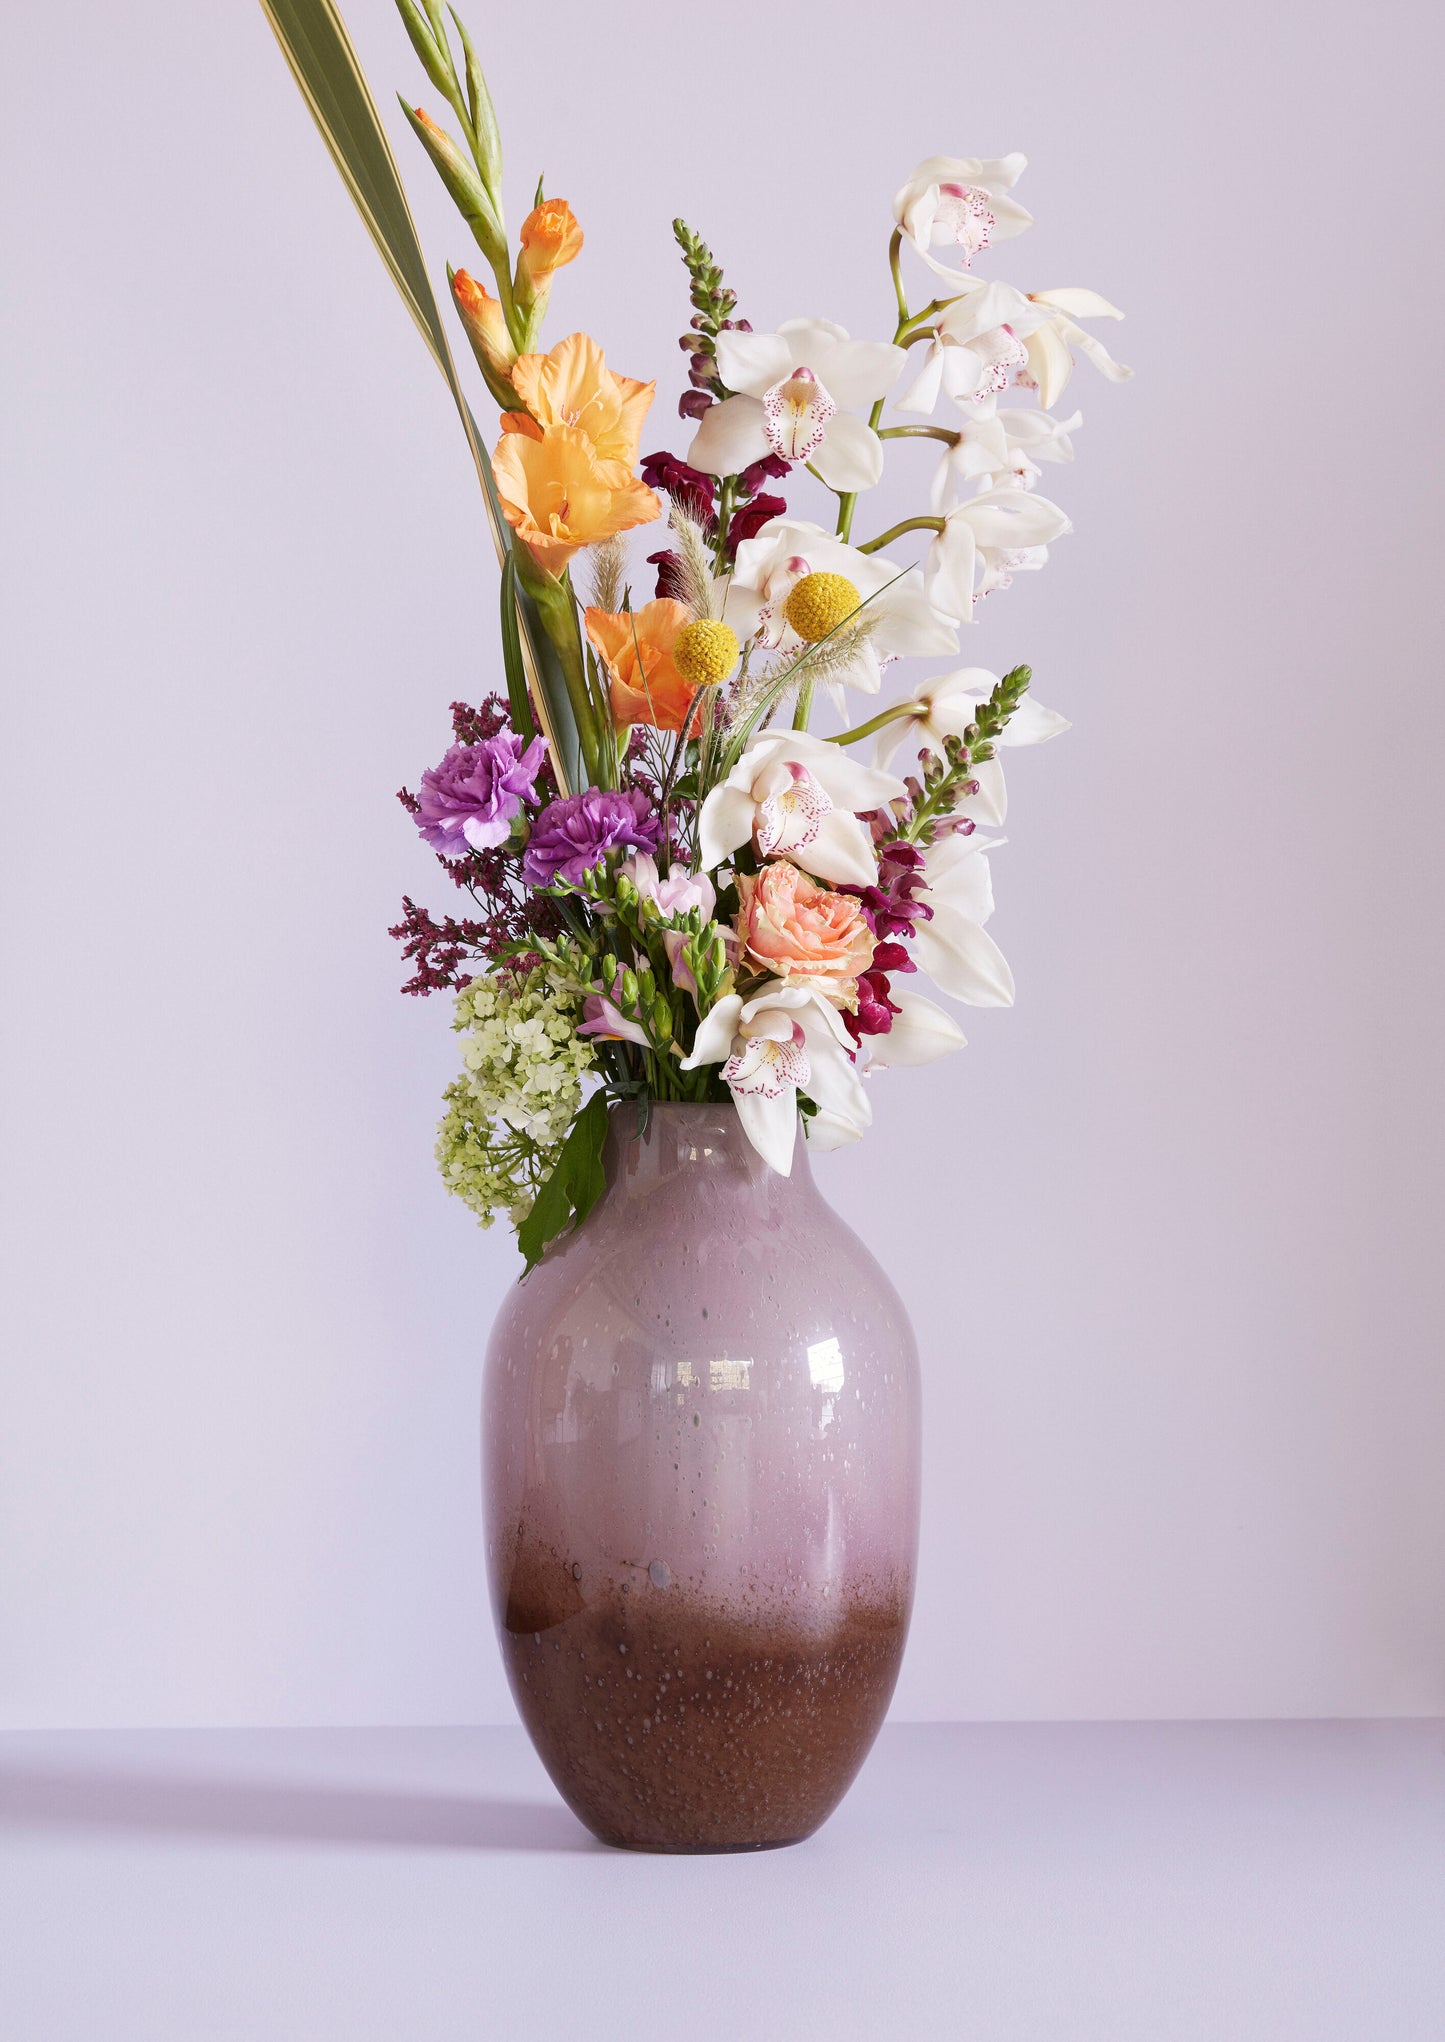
[483,1104,921,1854]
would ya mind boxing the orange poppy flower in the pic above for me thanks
[492,425,660,577]
[584,600,700,732]
[504,333,655,474]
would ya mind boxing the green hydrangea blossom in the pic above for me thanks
[435,968,596,1228]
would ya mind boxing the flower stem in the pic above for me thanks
[828,700,920,746]
[856,514,945,555]
[878,425,959,445]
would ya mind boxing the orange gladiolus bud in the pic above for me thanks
[584,601,700,733]
[452,269,517,386]
[517,199,583,284]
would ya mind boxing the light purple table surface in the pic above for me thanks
[3,1721,1442,2039]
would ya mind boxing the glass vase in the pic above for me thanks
[482,1101,920,1852]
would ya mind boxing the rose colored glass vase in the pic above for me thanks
[482,1102,920,1853]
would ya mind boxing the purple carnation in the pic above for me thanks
[522,788,662,888]
[415,734,546,857]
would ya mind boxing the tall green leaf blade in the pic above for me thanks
[256,0,582,790]
[499,550,536,741]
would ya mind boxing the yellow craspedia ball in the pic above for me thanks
[672,618,740,688]
[783,571,861,643]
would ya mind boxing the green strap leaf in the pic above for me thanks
[256,0,582,791]
[499,550,536,741]
[516,1092,610,1276]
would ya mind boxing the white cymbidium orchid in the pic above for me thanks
[688,320,904,492]
[724,518,958,691]
[875,667,1070,769]
[930,409,1082,507]
[924,488,1072,623]
[911,831,1014,1006]
[893,155,1033,282]
[865,985,968,1067]
[896,280,1131,415]
[680,981,870,1176]
[698,730,904,889]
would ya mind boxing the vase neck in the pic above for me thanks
[603,1101,812,1200]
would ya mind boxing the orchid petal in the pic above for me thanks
[958,489,1072,550]
[894,343,946,417]
[926,839,996,923]
[679,993,743,1070]
[1022,323,1075,410]
[954,756,1007,825]
[1055,316,1134,383]
[1030,288,1125,320]
[925,518,977,622]
[687,394,771,477]
[794,808,881,888]
[806,1108,868,1152]
[696,783,758,870]
[816,339,905,409]
[810,412,886,492]
[733,1087,799,1176]
[913,905,1015,1006]
[713,329,793,396]
[866,987,968,1066]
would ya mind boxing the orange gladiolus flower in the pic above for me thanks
[492,425,660,577]
[503,333,655,474]
[517,199,583,283]
[584,600,700,732]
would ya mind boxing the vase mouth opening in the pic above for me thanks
[604,1099,809,1186]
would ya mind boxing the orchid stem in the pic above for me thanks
[878,425,959,445]
[828,701,920,746]
[836,230,917,545]
[856,514,945,554]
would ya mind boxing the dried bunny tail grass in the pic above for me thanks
[586,536,627,616]
[725,618,882,737]
[669,507,721,621]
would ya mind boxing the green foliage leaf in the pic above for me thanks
[255,0,583,790]
[499,550,537,741]
[516,1092,610,1276]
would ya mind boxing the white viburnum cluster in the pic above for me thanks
[435,968,596,1226]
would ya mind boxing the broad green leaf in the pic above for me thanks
[516,1091,610,1275]
[256,0,583,791]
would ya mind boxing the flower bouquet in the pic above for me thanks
[262,0,1129,1850]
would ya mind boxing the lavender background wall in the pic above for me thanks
[3,0,1442,1729]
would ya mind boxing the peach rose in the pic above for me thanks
[736,862,875,1007]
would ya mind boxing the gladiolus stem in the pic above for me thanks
[515,554,602,786]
